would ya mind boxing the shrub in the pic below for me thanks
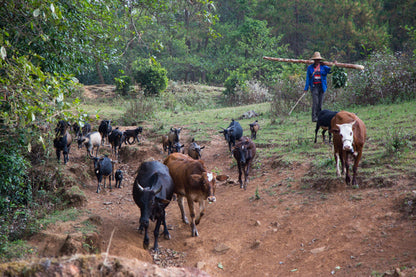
[132,59,168,96]
[223,70,248,96]
[114,74,131,96]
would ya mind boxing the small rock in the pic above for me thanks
[251,240,261,249]
[310,246,326,254]
[103,202,113,205]
[255,220,261,226]
[196,261,206,270]
[214,243,230,254]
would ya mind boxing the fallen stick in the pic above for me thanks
[262,56,364,70]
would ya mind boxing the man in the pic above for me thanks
[304,52,333,122]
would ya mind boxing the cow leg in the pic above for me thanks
[352,151,362,187]
[314,123,319,143]
[96,183,101,193]
[335,152,341,177]
[162,215,171,240]
[186,197,198,237]
[237,162,243,188]
[108,175,112,190]
[195,200,206,225]
[143,225,149,249]
[344,152,351,185]
[322,130,326,143]
[153,217,162,251]
[177,195,189,224]
[56,149,61,163]
[243,164,250,190]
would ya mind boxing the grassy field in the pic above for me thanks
[79,85,416,187]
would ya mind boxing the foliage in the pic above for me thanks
[0,139,31,217]
[383,128,412,157]
[331,67,348,88]
[340,50,416,105]
[115,73,132,96]
[223,70,248,96]
[132,59,168,96]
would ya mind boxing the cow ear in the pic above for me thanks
[157,198,170,205]
[216,174,229,181]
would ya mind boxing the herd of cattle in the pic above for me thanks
[52,109,366,250]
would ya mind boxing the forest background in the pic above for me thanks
[0,0,416,261]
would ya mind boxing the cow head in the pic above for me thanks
[191,172,217,203]
[135,176,165,228]
[219,127,232,142]
[336,121,356,153]
[172,142,185,153]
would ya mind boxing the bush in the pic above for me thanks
[132,59,168,96]
[223,70,248,96]
[114,74,131,96]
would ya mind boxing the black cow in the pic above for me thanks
[220,119,243,152]
[91,155,114,193]
[123,127,143,145]
[108,127,123,158]
[82,123,92,137]
[53,120,72,164]
[232,137,256,190]
[115,169,123,188]
[132,161,174,250]
[98,120,112,145]
[315,110,338,143]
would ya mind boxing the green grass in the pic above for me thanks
[78,84,416,184]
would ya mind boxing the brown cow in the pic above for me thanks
[330,111,366,187]
[232,136,256,190]
[249,120,260,140]
[163,153,228,237]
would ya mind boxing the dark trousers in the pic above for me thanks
[311,84,324,122]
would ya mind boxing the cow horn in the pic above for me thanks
[154,185,162,194]
[136,182,144,191]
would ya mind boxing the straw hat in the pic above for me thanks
[310,52,324,60]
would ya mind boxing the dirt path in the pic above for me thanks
[28,122,416,277]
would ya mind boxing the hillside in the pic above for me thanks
[2,85,416,277]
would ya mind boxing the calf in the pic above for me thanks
[98,120,112,145]
[171,141,185,154]
[164,153,228,237]
[249,120,260,140]
[123,127,143,145]
[81,123,91,137]
[53,120,72,164]
[330,111,366,187]
[315,110,338,143]
[161,135,169,153]
[78,131,101,157]
[187,138,205,160]
[72,122,81,137]
[115,169,123,188]
[133,161,174,250]
[167,127,181,154]
[220,119,243,151]
[108,127,123,158]
[91,155,114,193]
[232,137,256,190]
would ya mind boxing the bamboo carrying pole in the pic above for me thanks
[262,56,364,70]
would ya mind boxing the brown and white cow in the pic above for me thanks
[330,111,366,187]
[163,153,228,237]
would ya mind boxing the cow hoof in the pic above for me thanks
[143,241,149,249]
[182,218,189,225]
[164,233,171,240]
[192,231,199,237]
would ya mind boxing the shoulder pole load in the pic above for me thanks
[262,56,364,70]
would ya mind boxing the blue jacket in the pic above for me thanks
[304,63,332,92]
